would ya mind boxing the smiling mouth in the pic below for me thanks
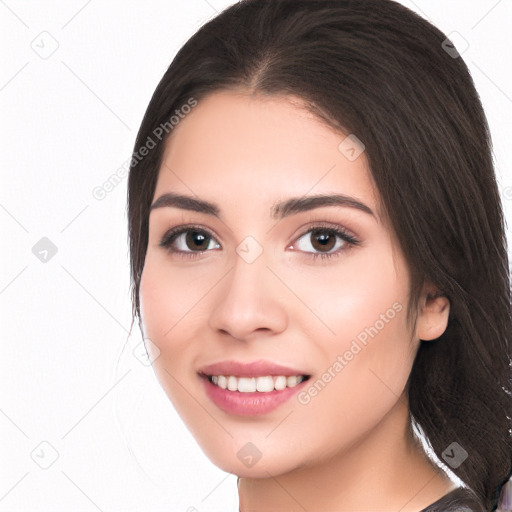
[202,374,311,393]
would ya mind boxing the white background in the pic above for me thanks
[1,1,511,511]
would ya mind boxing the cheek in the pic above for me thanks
[138,258,197,408]
[295,306,415,458]
[138,253,225,388]
[288,247,414,418]
[281,242,409,346]
[139,253,214,343]
[138,257,207,422]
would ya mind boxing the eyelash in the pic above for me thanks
[158,222,360,261]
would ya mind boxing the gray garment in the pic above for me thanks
[420,487,483,512]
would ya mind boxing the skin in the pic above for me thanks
[139,91,455,511]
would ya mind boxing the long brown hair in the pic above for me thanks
[127,1,512,509]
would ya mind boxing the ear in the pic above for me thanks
[415,281,450,341]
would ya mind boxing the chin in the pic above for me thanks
[197,437,304,478]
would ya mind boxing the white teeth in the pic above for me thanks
[238,377,256,392]
[256,376,275,392]
[227,376,238,391]
[209,374,307,392]
[287,376,298,387]
[275,376,287,391]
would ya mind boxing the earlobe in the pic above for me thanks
[415,283,451,341]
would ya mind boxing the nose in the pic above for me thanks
[207,249,288,341]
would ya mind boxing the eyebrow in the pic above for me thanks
[149,192,374,219]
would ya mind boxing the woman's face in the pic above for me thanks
[139,91,424,477]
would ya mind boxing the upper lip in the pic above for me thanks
[198,359,310,378]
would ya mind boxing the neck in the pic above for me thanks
[237,397,455,512]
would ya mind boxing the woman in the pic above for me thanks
[126,1,512,510]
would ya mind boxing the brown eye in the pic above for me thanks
[309,229,337,252]
[160,227,221,254]
[185,230,211,251]
[293,226,357,256]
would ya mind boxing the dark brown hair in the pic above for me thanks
[127,1,512,509]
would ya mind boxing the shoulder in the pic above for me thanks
[420,487,483,512]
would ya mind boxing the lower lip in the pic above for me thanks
[201,375,310,416]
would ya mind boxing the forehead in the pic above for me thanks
[154,91,381,220]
